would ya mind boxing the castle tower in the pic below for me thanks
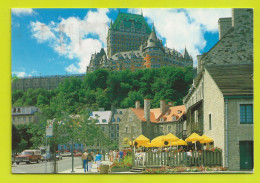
[107,12,151,58]
[142,24,164,68]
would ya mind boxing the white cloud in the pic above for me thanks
[185,9,232,32]
[128,8,232,67]
[30,8,109,73]
[30,21,56,43]
[12,71,26,77]
[12,8,35,16]
[65,64,79,73]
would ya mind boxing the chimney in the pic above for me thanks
[135,101,140,109]
[160,100,166,113]
[144,99,150,122]
[197,55,203,74]
[218,18,232,40]
[168,102,173,107]
[232,8,253,29]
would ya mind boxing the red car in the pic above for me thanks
[73,151,82,157]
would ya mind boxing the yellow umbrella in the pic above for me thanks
[151,136,165,147]
[163,133,179,147]
[134,135,150,146]
[185,133,203,142]
[144,142,154,148]
[176,140,188,146]
[163,133,179,142]
[185,133,203,150]
[200,135,213,143]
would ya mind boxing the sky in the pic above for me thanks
[11,8,232,77]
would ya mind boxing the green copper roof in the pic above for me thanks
[111,12,151,34]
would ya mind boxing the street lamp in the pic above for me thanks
[71,138,75,173]
[131,125,135,167]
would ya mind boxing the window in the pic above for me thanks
[209,114,212,130]
[116,133,119,138]
[194,110,198,123]
[23,117,26,122]
[110,132,115,138]
[167,126,172,133]
[112,118,115,122]
[101,127,105,131]
[102,119,106,123]
[17,108,21,113]
[154,126,158,133]
[110,125,114,131]
[116,125,119,131]
[240,104,253,124]
[159,126,163,134]
[125,126,129,133]
[129,116,133,122]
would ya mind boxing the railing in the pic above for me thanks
[135,151,222,167]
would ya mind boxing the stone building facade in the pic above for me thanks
[12,106,39,125]
[183,9,253,171]
[86,12,193,72]
[12,74,85,91]
[119,100,186,149]
[109,108,127,145]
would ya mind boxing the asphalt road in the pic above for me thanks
[12,157,83,174]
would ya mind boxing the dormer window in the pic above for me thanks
[102,119,106,123]
[177,110,182,114]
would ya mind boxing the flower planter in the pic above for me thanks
[100,165,109,174]
[111,167,130,172]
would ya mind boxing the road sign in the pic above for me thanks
[46,125,53,137]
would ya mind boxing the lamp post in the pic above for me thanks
[131,125,135,167]
[71,138,75,173]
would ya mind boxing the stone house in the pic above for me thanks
[183,8,253,171]
[109,108,127,145]
[12,106,39,125]
[119,100,186,149]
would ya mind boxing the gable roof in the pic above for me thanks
[111,12,151,34]
[205,64,253,96]
[130,105,186,123]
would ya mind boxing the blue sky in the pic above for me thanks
[11,8,232,77]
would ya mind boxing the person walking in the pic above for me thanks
[119,149,123,162]
[113,150,117,162]
[109,150,113,162]
[82,150,88,172]
[95,151,102,172]
[87,150,94,172]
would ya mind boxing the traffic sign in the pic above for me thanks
[46,125,53,137]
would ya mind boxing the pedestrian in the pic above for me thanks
[118,149,123,162]
[109,150,113,162]
[87,150,94,172]
[82,149,88,172]
[113,150,117,162]
[95,151,102,172]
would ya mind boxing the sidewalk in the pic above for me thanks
[60,160,113,174]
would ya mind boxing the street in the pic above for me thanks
[12,157,83,174]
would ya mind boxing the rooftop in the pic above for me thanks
[130,105,186,123]
[111,12,151,34]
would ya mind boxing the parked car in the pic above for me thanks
[42,153,62,161]
[41,153,51,161]
[15,150,41,164]
[56,151,62,160]
[61,151,72,157]
[73,151,82,157]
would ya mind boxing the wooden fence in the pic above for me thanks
[135,151,222,167]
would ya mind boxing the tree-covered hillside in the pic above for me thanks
[12,66,193,114]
